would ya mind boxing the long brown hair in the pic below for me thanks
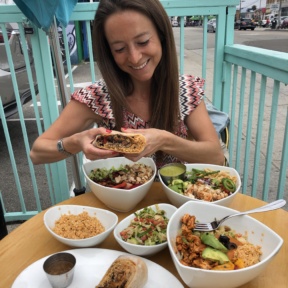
[92,0,179,132]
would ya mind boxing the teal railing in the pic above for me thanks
[0,1,287,222]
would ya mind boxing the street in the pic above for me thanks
[172,26,288,52]
[1,27,287,220]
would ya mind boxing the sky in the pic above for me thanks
[237,0,267,11]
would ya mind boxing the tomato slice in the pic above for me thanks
[112,182,127,189]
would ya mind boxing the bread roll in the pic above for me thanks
[96,255,148,288]
[92,131,146,153]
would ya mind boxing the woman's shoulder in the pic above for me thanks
[71,79,113,118]
[71,78,109,99]
[179,74,205,89]
[179,74,205,116]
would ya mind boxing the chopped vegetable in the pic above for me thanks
[119,205,169,246]
[166,168,238,202]
[88,163,154,189]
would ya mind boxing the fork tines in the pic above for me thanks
[194,223,214,231]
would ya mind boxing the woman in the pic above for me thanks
[30,0,224,168]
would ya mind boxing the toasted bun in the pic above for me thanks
[96,255,148,288]
[92,131,146,153]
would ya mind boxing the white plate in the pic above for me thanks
[12,248,184,288]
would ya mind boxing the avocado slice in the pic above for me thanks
[200,233,228,252]
[171,179,184,185]
[168,184,183,194]
[202,247,230,264]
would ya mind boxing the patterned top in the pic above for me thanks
[71,74,204,168]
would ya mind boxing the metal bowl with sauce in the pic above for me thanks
[159,163,186,185]
[43,252,76,288]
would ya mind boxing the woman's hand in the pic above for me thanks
[119,127,165,162]
[79,128,120,161]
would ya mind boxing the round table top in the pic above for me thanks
[0,182,287,288]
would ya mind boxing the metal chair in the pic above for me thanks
[0,197,8,240]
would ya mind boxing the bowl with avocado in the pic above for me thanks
[167,200,283,288]
[159,163,186,185]
[159,163,241,207]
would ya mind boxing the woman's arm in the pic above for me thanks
[30,100,118,164]
[123,101,224,165]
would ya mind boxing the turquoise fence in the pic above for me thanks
[0,0,287,222]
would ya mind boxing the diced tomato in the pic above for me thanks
[129,184,140,189]
[112,182,127,189]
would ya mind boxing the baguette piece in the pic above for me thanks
[92,131,146,153]
[96,255,148,288]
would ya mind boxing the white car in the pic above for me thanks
[171,20,179,27]
[207,19,216,33]
[0,23,37,118]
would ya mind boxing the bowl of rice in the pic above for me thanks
[44,205,118,247]
[83,157,157,212]
[167,201,283,288]
[159,163,241,207]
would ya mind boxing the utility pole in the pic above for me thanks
[239,0,245,20]
[278,0,282,28]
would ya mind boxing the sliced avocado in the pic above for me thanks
[183,181,189,189]
[171,179,184,185]
[202,247,229,264]
[168,184,183,194]
[200,232,228,252]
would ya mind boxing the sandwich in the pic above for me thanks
[96,255,148,288]
[92,131,146,153]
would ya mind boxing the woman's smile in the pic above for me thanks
[130,59,150,70]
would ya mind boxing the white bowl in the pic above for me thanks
[167,201,283,288]
[159,163,241,207]
[114,203,177,256]
[83,157,157,212]
[44,205,118,248]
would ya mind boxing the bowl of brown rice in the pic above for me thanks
[44,205,118,247]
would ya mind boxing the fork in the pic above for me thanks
[194,199,286,232]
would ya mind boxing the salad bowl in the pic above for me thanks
[83,157,157,212]
[114,203,177,256]
[167,201,283,288]
[159,163,241,207]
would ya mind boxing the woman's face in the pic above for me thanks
[104,10,162,83]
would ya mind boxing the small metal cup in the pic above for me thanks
[43,252,76,288]
[159,163,186,185]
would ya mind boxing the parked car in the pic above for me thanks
[171,20,179,27]
[266,16,287,28]
[207,19,216,33]
[280,16,288,28]
[234,18,256,30]
[261,14,278,27]
[0,23,37,119]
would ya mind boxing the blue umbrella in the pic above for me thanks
[13,0,78,32]
[13,0,86,196]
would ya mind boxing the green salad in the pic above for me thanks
[88,163,154,189]
[119,205,169,245]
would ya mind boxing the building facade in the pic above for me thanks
[266,0,288,16]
